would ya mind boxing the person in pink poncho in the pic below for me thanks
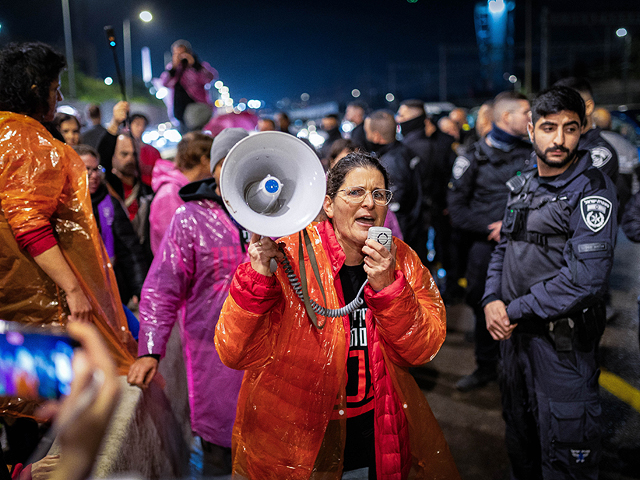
[128,128,250,476]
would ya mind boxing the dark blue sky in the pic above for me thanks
[2,0,639,106]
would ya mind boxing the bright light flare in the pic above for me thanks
[139,11,153,22]
[385,93,395,102]
[617,28,628,38]
[142,131,159,143]
[308,132,325,148]
[104,77,113,86]
[488,0,505,14]
[163,129,182,143]
[351,89,361,98]
[155,87,169,100]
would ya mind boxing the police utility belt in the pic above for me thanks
[513,305,606,352]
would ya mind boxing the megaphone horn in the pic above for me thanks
[219,131,326,238]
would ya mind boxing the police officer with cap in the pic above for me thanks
[483,85,617,479]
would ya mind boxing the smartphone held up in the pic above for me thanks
[0,320,78,400]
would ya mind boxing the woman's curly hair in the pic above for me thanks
[0,42,66,117]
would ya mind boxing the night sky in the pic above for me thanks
[2,0,640,107]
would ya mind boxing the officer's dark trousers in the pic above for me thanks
[500,334,601,480]
[466,240,499,369]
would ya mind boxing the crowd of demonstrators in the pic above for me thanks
[73,144,149,309]
[3,36,639,480]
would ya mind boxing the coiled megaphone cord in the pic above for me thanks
[280,253,367,318]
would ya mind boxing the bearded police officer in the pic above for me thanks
[483,86,617,480]
[447,91,533,391]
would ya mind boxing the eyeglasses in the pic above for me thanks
[338,187,393,206]
[86,165,105,176]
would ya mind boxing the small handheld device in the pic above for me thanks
[0,320,78,400]
[367,226,393,251]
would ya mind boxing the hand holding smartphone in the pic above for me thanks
[0,320,78,400]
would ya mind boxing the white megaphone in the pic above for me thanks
[219,131,326,238]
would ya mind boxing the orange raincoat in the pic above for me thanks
[215,220,460,480]
[0,112,136,418]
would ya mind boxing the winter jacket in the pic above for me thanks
[375,141,424,254]
[447,136,533,237]
[0,112,136,419]
[402,127,456,213]
[91,183,150,303]
[215,220,460,480]
[580,127,619,183]
[149,159,189,254]
[138,178,247,446]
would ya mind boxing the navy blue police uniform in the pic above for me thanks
[447,133,532,379]
[483,151,618,479]
[580,127,619,183]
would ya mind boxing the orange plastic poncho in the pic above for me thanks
[0,112,136,417]
[215,221,460,480]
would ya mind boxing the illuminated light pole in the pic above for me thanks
[61,0,76,97]
[124,10,153,100]
[617,28,632,104]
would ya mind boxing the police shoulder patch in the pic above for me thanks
[590,146,612,169]
[452,156,471,180]
[580,196,612,233]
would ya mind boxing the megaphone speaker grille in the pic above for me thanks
[219,131,326,237]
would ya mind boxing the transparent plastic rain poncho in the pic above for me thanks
[0,112,137,417]
[138,197,247,446]
[215,220,461,480]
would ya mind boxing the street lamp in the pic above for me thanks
[61,0,76,98]
[617,27,632,104]
[123,11,153,100]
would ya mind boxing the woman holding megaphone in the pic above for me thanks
[215,152,459,480]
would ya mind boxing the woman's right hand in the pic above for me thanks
[66,286,92,323]
[249,233,282,276]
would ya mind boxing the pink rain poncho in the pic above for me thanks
[149,159,189,254]
[138,179,247,446]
